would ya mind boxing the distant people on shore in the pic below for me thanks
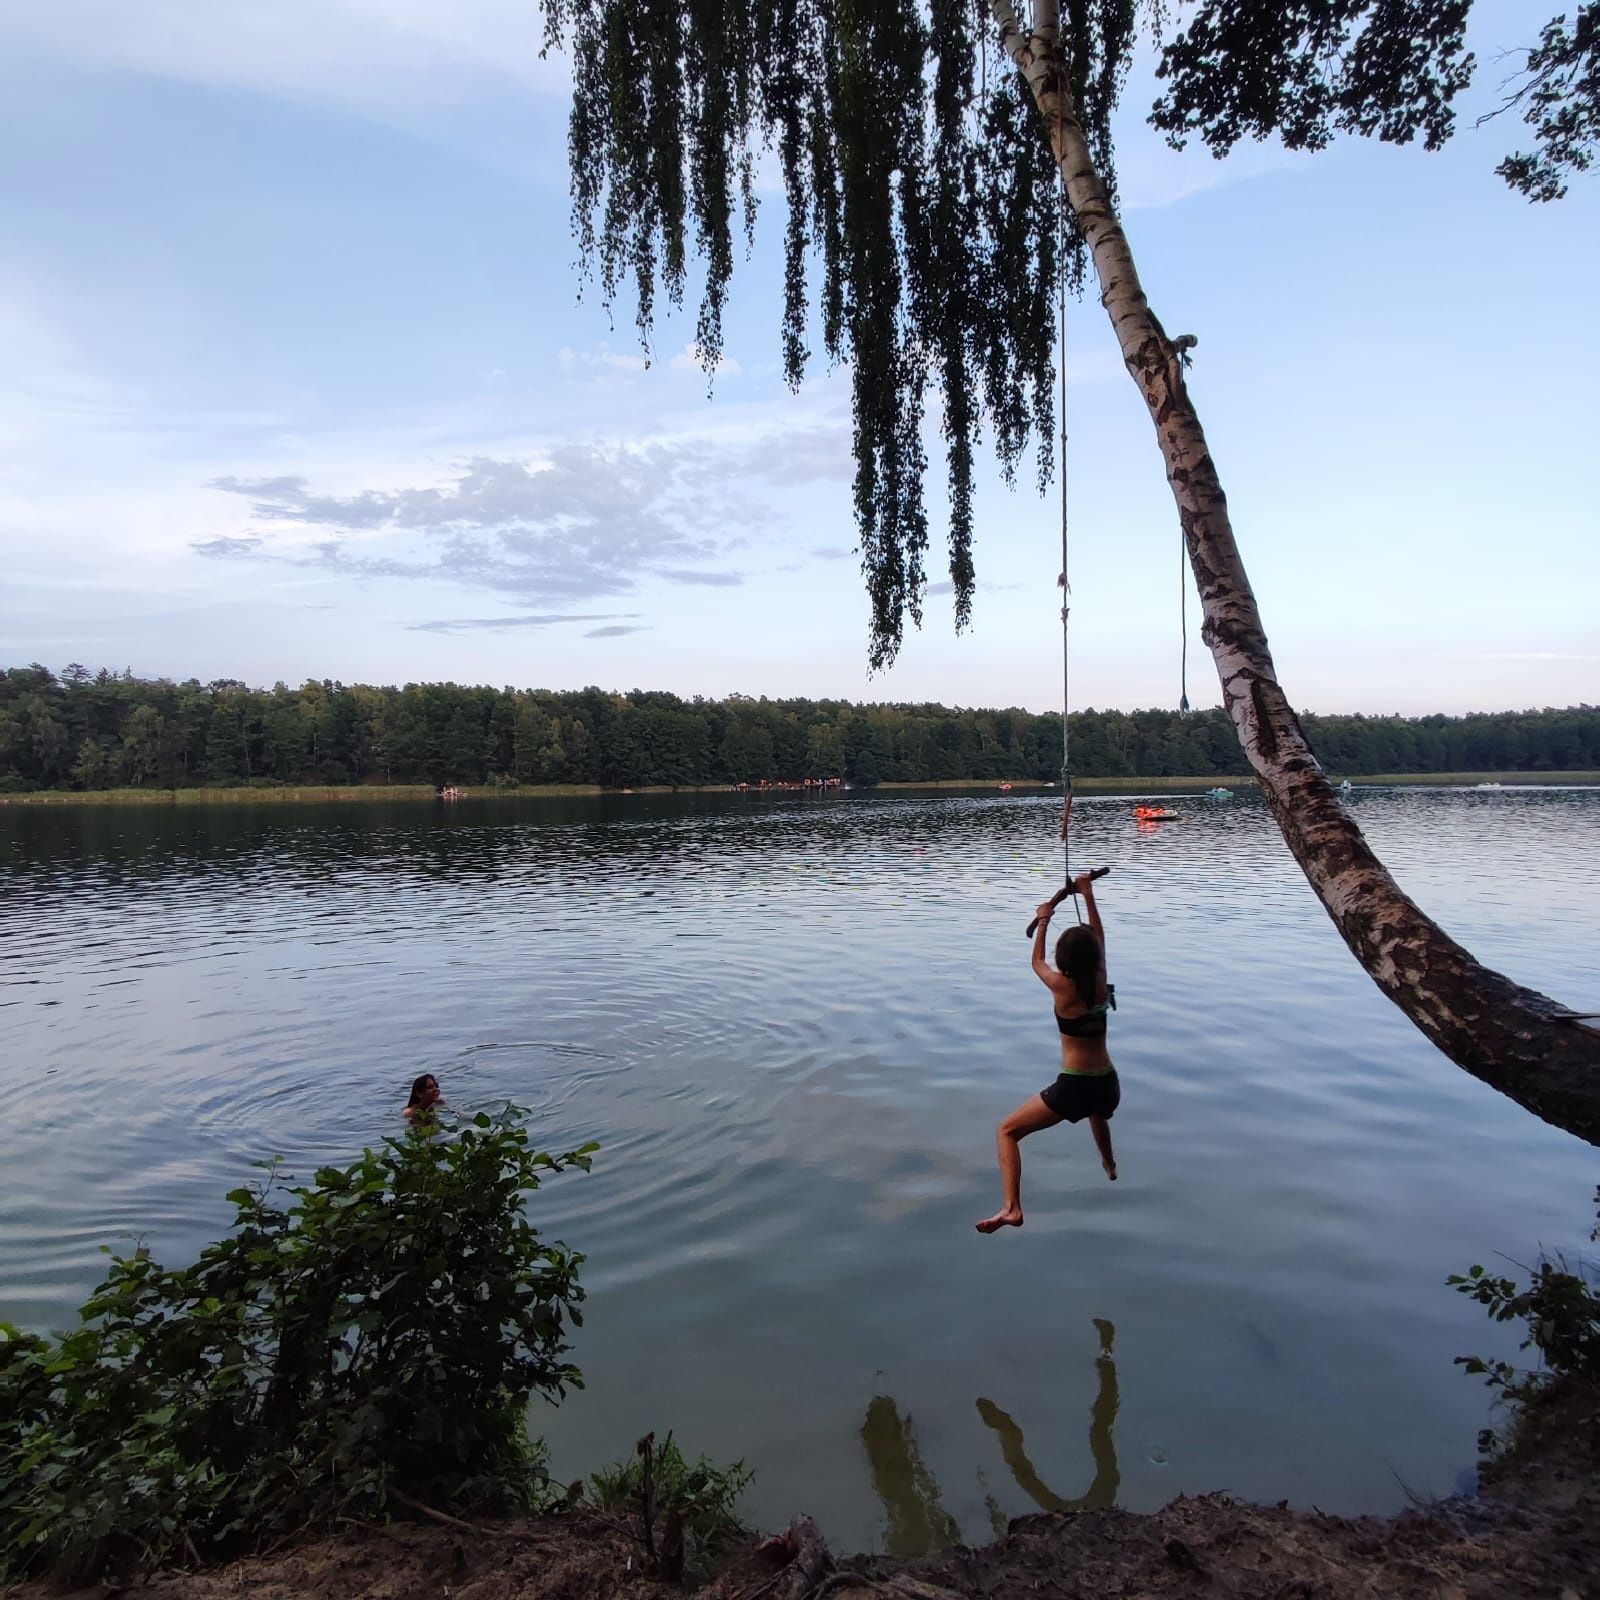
[731,776,845,792]
[404,1073,444,1120]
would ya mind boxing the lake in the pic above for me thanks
[2,785,1596,1555]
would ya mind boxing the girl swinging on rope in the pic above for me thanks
[977,871,1119,1235]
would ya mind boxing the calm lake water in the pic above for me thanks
[2,786,1596,1553]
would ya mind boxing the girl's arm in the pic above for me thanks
[1031,902,1061,988]
[1075,874,1106,962]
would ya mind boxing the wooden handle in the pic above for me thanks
[1025,867,1109,936]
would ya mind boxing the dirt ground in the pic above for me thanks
[21,1381,1595,1600]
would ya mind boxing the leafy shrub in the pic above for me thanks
[0,1111,595,1583]
[589,1432,752,1582]
[1449,1186,1600,1459]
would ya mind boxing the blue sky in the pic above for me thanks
[2,0,1595,715]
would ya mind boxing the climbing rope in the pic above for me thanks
[1055,157,1079,923]
[1179,525,1191,713]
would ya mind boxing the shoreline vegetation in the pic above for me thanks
[6,1130,1594,1599]
[4,770,1598,806]
[52,1378,1590,1600]
[4,666,1597,799]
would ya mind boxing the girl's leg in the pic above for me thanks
[1088,1114,1117,1181]
[977,1096,1062,1234]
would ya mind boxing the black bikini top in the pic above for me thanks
[1055,985,1116,1038]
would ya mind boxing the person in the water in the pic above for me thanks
[977,872,1118,1235]
[404,1073,443,1120]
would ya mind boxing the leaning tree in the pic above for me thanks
[536,0,1600,1143]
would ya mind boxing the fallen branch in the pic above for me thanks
[340,1517,409,1546]
[386,1489,554,1543]
[806,1575,884,1600]
[388,1489,488,1536]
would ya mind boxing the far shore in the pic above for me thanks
[2,770,1597,807]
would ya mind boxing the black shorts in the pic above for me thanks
[1039,1068,1120,1123]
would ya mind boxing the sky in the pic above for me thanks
[1,1,1595,717]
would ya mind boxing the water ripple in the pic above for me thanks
[1,787,1596,1550]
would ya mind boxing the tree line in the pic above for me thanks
[1,663,1596,792]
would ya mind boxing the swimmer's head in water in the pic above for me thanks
[407,1073,441,1110]
[1054,924,1101,1000]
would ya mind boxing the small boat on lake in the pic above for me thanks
[1132,804,1179,821]
[1206,787,1233,799]
[998,782,1014,794]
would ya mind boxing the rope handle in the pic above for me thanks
[1025,867,1109,937]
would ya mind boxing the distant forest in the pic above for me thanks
[1,664,1596,792]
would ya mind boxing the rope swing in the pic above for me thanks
[1056,185,1075,916]
[1179,524,1191,714]
[1025,148,1108,941]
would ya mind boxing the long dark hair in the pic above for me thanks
[406,1073,436,1109]
[1054,924,1102,1004]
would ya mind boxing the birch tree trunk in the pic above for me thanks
[992,0,1600,1146]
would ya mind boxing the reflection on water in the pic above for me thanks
[865,1318,1120,1556]
[1,787,1596,1553]
[976,1318,1120,1515]
[861,1396,962,1559]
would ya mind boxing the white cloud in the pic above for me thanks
[200,443,753,600]
[560,345,651,374]
[6,0,568,108]
[409,612,640,634]
[1114,137,1306,211]
[1453,652,1599,662]
[671,343,743,377]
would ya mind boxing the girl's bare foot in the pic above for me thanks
[976,1206,1024,1234]
[1101,1155,1117,1181]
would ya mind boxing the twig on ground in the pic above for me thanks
[735,1566,795,1600]
[806,1573,885,1600]
[387,1488,554,1542]
[340,1516,408,1545]
[389,1489,488,1536]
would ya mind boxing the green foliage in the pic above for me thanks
[1448,1187,1600,1459]
[1151,1,1476,157]
[0,1113,596,1584]
[533,2,1595,665]
[1151,2,1597,205]
[1493,6,1599,201]
[588,1432,752,1582]
[539,0,1134,667]
[4,662,1597,791]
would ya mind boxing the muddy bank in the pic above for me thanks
[52,1380,1591,1600]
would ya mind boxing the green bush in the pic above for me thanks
[1449,1186,1600,1459]
[0,1111,595,1583]
[589,1432,752,1582]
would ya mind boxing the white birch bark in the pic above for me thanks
[992,0,1600,1144]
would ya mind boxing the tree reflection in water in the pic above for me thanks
[862,1318,1120,1557]
[859,1394,962,1559]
